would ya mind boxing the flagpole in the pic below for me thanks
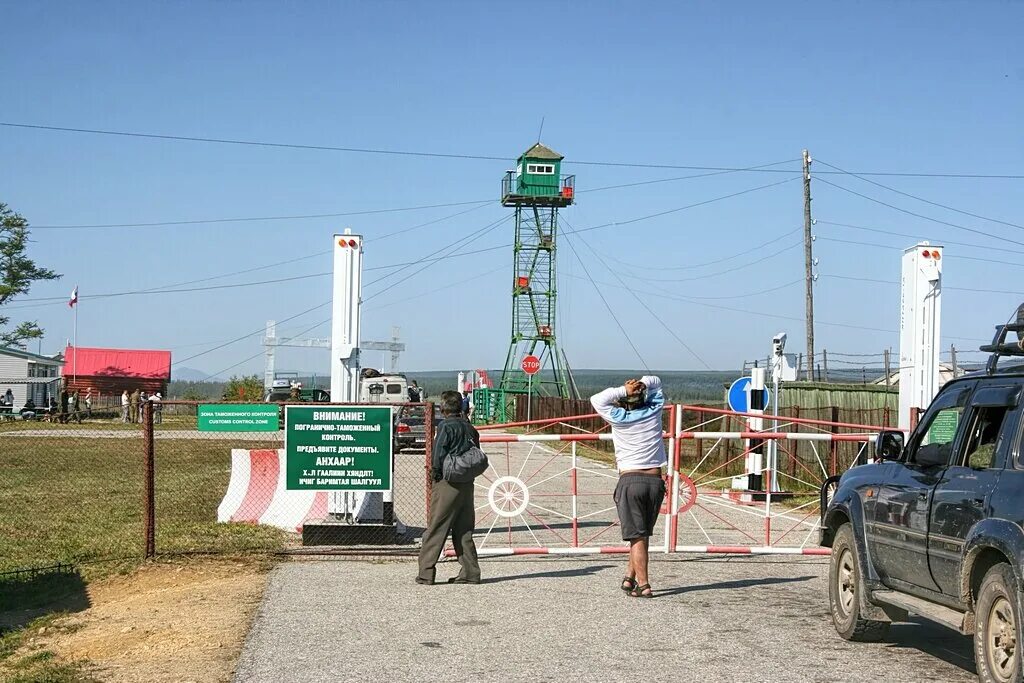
[73,295,78,383]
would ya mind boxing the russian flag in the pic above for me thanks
[68,285,78,308]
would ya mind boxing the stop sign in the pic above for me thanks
[521,355,541,375]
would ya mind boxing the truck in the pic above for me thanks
[821,305,1024,682]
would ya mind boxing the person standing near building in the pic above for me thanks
[3,388,13,407]
[121,389,130,423]
[58,384,70,424]
[591,376,667,598]
[69,391,82,424]
[416,391,482,585]
[407,380,422,403]
[129,388,141,423]
[150,392,163,424]
[84,389,93,418]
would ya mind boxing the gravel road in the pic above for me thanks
[234,556,975,682]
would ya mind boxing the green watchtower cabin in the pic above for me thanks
[502,143,575,205]
[496,143,578,405]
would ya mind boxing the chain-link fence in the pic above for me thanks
[0,401,434,580]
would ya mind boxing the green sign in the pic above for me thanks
[285,405,392,491]
[926,409,959,445]
[198,404,279,431]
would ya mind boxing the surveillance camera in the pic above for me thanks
[772,333,787,355]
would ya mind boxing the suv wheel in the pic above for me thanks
[829,523,889,641]
[976,563,1022,683]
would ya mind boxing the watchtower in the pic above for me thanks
[498,143,577,399]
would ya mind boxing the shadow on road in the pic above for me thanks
[657,575,815,597]
[482,564,616,584]
[883,619,975,676]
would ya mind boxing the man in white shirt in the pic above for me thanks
[591,376,667,598]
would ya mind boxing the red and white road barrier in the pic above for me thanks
[441,405,885,558]
[217,449,327,533]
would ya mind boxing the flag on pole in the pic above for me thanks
[68,286,78,308]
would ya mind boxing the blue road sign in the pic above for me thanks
[727,377,771,414]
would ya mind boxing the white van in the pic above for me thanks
[358,372,408,404]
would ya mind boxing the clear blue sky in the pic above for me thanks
[2,1,1022,378]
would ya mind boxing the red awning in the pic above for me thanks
[63,346,172,380]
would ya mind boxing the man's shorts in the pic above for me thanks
[613,472,667,541]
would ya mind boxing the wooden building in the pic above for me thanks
[62,346,171,398]
[0,346,63,409]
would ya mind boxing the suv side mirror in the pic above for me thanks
[875,430,904,461]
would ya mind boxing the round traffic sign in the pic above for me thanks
[727,377,771,414]
[521,355,541,375]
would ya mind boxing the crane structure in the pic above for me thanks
[263,320,405,390]
[498,143,578,399]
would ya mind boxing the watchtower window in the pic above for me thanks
[527,164,555,175]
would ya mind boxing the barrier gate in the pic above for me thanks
[443,405,879,558]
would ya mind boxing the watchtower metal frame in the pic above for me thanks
[498,144,577,399]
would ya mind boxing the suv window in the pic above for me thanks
[910,383,974,466]
[958,385,1021,469]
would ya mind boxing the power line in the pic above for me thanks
[601,227,802,272]
[28,199,494,230]
[815,159,1024,231]
[822,273,1024,297]
[6,121,1024,178]
[816,220,1024,257]
[624,240,803,283]
[578,159,800,193]
[819,239,1024,268]
[564,177,800,237]
[815,176,1024,247]
[566,221,711,369]
[562,233,650,370]
[201,316,332,381]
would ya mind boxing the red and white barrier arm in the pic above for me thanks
[462,545,831,557]
[479,432,875,443]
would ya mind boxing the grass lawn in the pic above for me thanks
[0,435,288,582]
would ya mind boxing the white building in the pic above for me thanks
[0,347,64,409]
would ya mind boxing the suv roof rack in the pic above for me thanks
[980,310,1024,375]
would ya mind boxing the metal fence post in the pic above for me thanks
[423,402,434,523]
[142,399,155,559]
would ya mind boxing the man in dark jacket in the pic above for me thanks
[416,390,482,585]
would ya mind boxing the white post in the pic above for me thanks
[329,231,370,520]
[330,231,363,403]
[899,243,943,430]
[527,373,532,422]
[73,304,78,383]
[264,320,276,391]
[746,368,766,488]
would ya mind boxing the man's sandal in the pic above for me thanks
[620,577,636,592]
[629,583,654,598]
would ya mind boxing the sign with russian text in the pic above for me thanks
[285,405,392,491]
[198,404,279,432]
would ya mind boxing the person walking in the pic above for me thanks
[121,389,130,423]
[416,390,482,585]
[591,376,667,598]
[129,389,141,423]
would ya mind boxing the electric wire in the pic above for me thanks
[815,159,1024,232]
[818,237,1024,269]
[561,233,650,370]
[816,220,1024,257]
[6,122,1024,178]
[600,227,803,272]
[566,224,711,369]
[29,200,494,230]
[814,176,1024,247]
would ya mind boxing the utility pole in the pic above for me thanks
[802,149,815,382]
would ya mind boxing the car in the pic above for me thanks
[820,308,1024,682]
[265,387,330,425]
[393,404,441,453]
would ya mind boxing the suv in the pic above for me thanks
[821,315,1024,682]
